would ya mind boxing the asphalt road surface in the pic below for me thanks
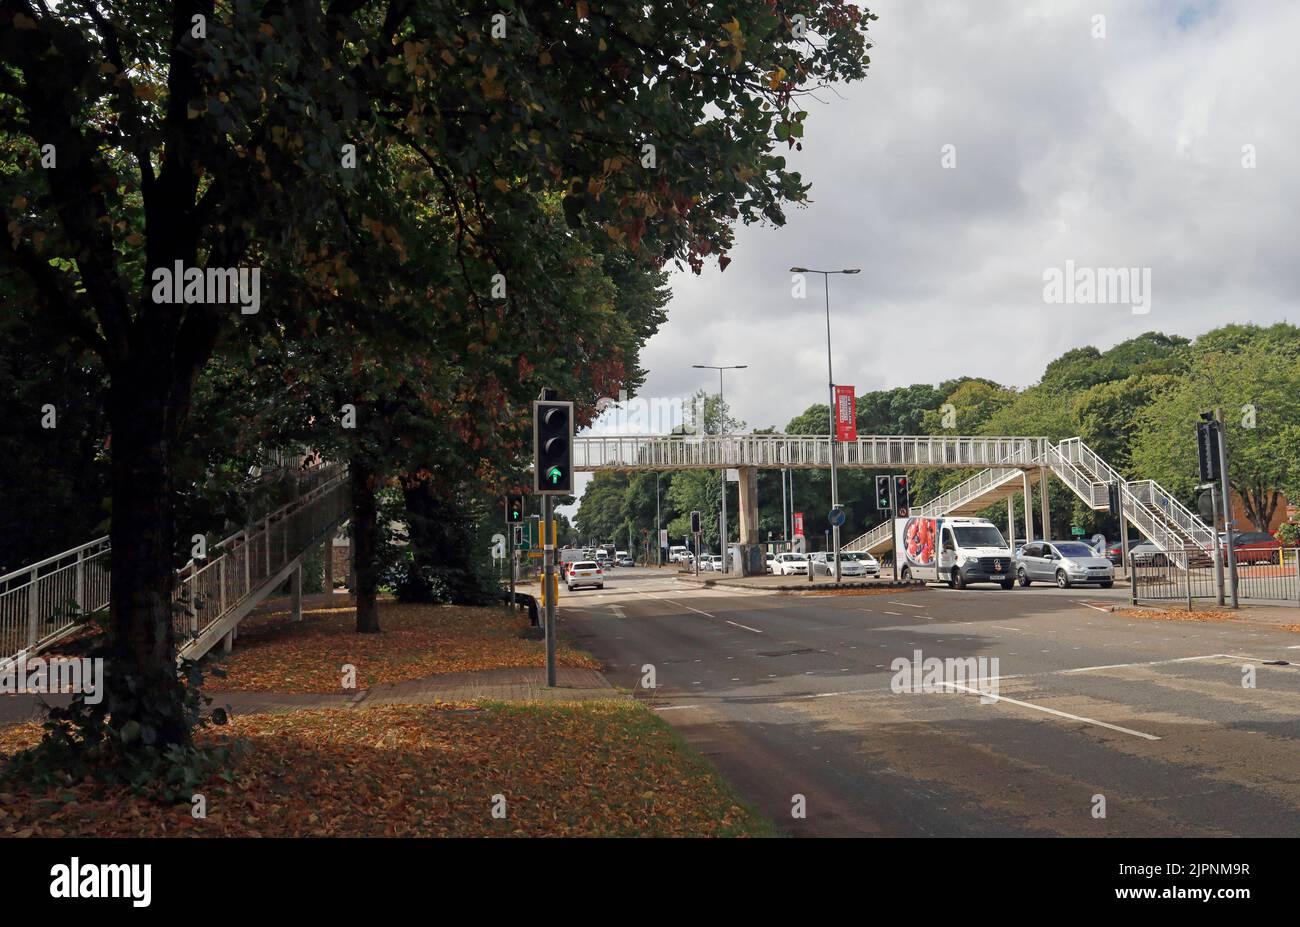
[561,567,1300,836]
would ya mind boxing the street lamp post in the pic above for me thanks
[693,363,747,574]
[790,266,860,583]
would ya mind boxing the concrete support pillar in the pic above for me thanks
[1022,471,1035,541]
[222,630,234,653]
[1007,497,1016,552]
[291,562,303,622]
[1039,467,1052,542]
[736,467,763,575]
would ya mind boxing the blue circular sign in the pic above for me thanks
[828,508,847,527]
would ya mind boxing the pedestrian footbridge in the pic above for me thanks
[1,432,1216,669]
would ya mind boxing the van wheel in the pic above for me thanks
[1056,570,1071,589]
[1017,567,1031,587]
[900,566,911,581]
[953,569,967,590]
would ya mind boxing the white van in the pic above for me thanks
[668,545,689,562]
[895,516,1015,589]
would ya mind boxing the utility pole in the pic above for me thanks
[789,266,860,583]
[655,473,661,567]
[693,363,746,573]
[542,496,556,685]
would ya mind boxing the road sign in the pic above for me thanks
[793,512,805,537]
[828,507,846,528]
[1071,525,1085,536]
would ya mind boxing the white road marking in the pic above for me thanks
[890,601,927,609]
[992,626,1022,632]
[1062,653,1231,674]
[725,619,763,634]
[1078,601,1111,613]
[884,611,902,616]
[653,705,700,711]
[939,681,1161,741]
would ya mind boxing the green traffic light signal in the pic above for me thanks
[547,466,563,484]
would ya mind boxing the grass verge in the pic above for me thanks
[205,600,599,693]
[0,701,772,837]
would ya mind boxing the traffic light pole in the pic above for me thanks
[543,494,557,686]
[1215,411,1239,609]
[890,478,899,582]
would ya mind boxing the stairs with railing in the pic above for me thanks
[842,438,1216,564]
[0,458,349,668]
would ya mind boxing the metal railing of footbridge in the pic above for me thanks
[573,433,1052,471]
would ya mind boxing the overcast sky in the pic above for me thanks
[565,0,1299,512]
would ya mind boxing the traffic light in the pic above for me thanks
[875,475,891,511]
[532,399,574,494]
[690,510,701,534]
[1107,481,1121,518]
[507,494,525,523]
[1196,420,1221,483]
[512,525,523,545]
[894,475,910,517]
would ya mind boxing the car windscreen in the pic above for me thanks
[783,554,807,561]
[1054,543,1095,558]
[952,526,1006,548]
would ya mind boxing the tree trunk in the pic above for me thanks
[350,457,381,633]
[106,365,190,747]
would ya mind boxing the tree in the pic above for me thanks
[1,0,874,759]
[1131,338,1300,531]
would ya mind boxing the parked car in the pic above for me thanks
[617,554,635,567]
[764,552,776,574]
[773,553,809,576]
[1228,531,1282,565]
[810,552,868,577]
[566,561,604,591]
[1129,541,1167,567]
[1105,538,1145,566]
[698,553,717,572]
[1016,540,1115,588]
[842,551,881,576]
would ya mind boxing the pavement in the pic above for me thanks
[0,664,622,726]
[559,566,1300,837]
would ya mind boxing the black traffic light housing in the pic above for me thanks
[1107,481,1121,518]
[894,475,910,516]
[507,494,525,523]
[1196,420,1221,483]
[690,510,701,534]
[532,399,574,494]
[875,475,891,511]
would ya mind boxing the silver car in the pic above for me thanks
[1016,541,1115,588]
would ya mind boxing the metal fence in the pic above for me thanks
[0,537,112,661]
[174,467,349,658]
[1132,546,1300,606]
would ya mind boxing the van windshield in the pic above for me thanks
[953,526,1007,548]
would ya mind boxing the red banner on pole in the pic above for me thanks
[793,512,805,537]
[834,385,857,442]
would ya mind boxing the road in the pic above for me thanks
[560,567,1300,836]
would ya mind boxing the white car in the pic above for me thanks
[566,561,605,591]
[843,551,880,576]
[699,554,720,572]
[764,552,776,574]
[811,553,869,577]
[773,553,809,576]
